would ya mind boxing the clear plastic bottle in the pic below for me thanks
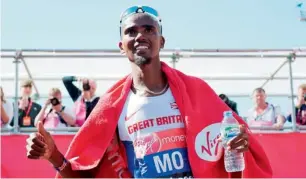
[220,111,245,172]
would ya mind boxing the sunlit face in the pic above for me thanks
[253,91,266,105]
[298,87,306,101]
[119,13,165,66]
[21,86,32,97]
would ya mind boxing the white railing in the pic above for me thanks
[1,48,306,134]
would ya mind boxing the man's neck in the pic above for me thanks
[131,61,166,92]
[256,102,268,110]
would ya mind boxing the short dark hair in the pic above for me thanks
[253,87,265,94]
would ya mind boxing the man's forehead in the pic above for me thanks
[121,13,159,29]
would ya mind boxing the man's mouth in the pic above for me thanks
[136,46,149,50]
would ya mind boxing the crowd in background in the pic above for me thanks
[1,78,306,130]
[0,76,99,129]
[220,84,306,129]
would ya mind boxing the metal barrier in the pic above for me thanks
[1,48,306,134]
[1,126,305,135]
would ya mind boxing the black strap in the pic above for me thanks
[43,107,67,126]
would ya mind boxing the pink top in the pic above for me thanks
[74,98,86,127]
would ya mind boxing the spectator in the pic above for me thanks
[0,87,13,128]
[219,93,239,115]
[62,76,99,126]
[246,87,285,130]
[35,88,76,128]
[10,79,41,127]
[287,83,306,125]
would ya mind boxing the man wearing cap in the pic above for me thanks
[12,79,41,127]
[26,6,272,178]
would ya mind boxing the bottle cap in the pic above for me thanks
[223,111,233,117]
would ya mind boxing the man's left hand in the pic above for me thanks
[227,124,249,153]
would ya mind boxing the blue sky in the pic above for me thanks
[1,0,306,49]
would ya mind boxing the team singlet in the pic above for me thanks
[118,88,193,178]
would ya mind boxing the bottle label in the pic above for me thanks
[224,126,240,139]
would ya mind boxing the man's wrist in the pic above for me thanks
[48,147,65,168]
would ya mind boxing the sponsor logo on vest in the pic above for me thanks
[195,123,222,161]
[134,133,162,158]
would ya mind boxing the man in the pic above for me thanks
[11,79,41,127]
[62,76,99,126]
[246,88,286,130]
[287,84,306,125]
[34,88,76,128]
[26,6,272,178]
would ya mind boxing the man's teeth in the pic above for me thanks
[137,46,148,49]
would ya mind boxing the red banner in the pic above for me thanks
[1,133,306,178]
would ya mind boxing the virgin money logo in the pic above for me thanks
[133,133,162,158]
[195,123,222,162]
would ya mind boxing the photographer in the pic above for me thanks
[35,88,76,128]
[10,79,41,127]
[287,84,306,125]
[62,76,99,127]
[219,93,239,115]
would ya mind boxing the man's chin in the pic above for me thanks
[134,56,152,66]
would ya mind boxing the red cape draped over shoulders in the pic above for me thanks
[55,62,272,178]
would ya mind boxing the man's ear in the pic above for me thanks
[118,42,125,54]
[160,36,165,49]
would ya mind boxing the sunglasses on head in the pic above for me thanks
[119,6,162,36]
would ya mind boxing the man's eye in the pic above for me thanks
[127,29,136,34]
[145,28,153,33]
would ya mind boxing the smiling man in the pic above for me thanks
[26,6,273,178]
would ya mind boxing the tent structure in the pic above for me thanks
[1,48,306,132]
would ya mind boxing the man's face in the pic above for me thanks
[298,88,306,102]
[119,13,165,66]
[253,91,266,105]
[21,86,32,97]
[49,93,62,101]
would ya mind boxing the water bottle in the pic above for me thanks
[220,111,245,172]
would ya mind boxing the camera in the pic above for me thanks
[50,97,60,106]
[83,82,90,91]
[219,94,229,103]
[219,94,239,115]
[83,82,91,91]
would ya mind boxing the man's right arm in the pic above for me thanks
[62,76,82,102]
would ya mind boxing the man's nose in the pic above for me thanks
[135,31,146,41]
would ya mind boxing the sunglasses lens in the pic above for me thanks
[142,6,159,18]
[120,6,160,22]
[120,6,138,20]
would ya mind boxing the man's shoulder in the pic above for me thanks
[32,102,42,109]
[174,69,207,86]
